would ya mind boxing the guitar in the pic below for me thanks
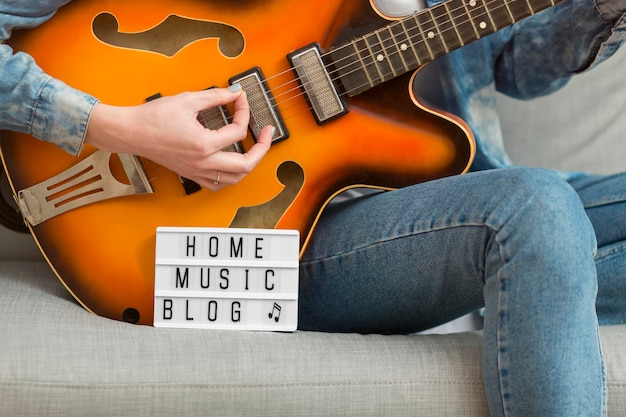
[0,0,558,325]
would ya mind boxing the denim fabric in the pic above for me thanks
[300,168,613,416]
[298,0,626,416]
[432,0,626,176]
[570,173,626,325]
[0,0,98,155]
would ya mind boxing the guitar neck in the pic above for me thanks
[331,0,564,96]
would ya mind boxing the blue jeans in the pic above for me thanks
[298,167,626,417]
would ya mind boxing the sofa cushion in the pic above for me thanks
[497,44,626,175]
[1,260,625,416]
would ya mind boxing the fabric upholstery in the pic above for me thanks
[1,261,626,416]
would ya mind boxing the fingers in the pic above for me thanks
[198,125,274,191]
[187,170,237,191]
[174,87,275,190]
[187,83,246,108]
[205,92,252,151]
[199,88,273,176]
[182,86,250,152]
[209,124,273,169]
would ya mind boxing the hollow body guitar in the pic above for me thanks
[1,0,557,324]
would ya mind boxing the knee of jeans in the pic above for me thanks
[493,168,597,253]
[486,169,599,297]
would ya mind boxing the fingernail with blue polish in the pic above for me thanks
[229,83,242,93]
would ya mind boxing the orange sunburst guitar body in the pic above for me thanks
[1,0,479,324]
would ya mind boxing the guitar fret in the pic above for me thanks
[354,37,380,88]
[430,3,463,51]
[459,0,481,39]
[444,3,464,43]
[414,13,444,59]
[330,0,567,97]
[389,21,420,69]
[449,0,480,43]
[329,42,370,96]
[378,27,406,76]
[528,0,556,12]
[466,0,496,37]
[523,0,535,12]
[486,0,514,29]
[426,8,449,54]
[503,0,516,24]
[363,32,394,82]
[506,0,533,22]
[402,17,432,65]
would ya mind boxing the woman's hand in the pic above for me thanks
[84,85,273,190]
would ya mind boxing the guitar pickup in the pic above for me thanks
[197,100,243,154]
[230,68,288,144]
[288,43,348,125]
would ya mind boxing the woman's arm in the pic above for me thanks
[1,1,271,189]
[491,0,626,99]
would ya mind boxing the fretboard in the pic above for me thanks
[331,0,563,96]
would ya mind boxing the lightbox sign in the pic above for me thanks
[154,227,299,331]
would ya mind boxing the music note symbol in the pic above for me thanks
[268,303,282,323]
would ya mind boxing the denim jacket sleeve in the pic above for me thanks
[0,0,98,155]
[430,0,626,173]
[490,0,626,99]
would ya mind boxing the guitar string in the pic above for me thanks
[267,0,532,104]
[211,0,541,128]
[208,0,526,122]
[271,1,496,101]
[328,0,547,82]
[144,0,542,181]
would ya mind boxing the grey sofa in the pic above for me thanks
[1,260,624,417]
[3,36,626,417]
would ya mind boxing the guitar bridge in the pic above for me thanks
[17,151,153,226]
